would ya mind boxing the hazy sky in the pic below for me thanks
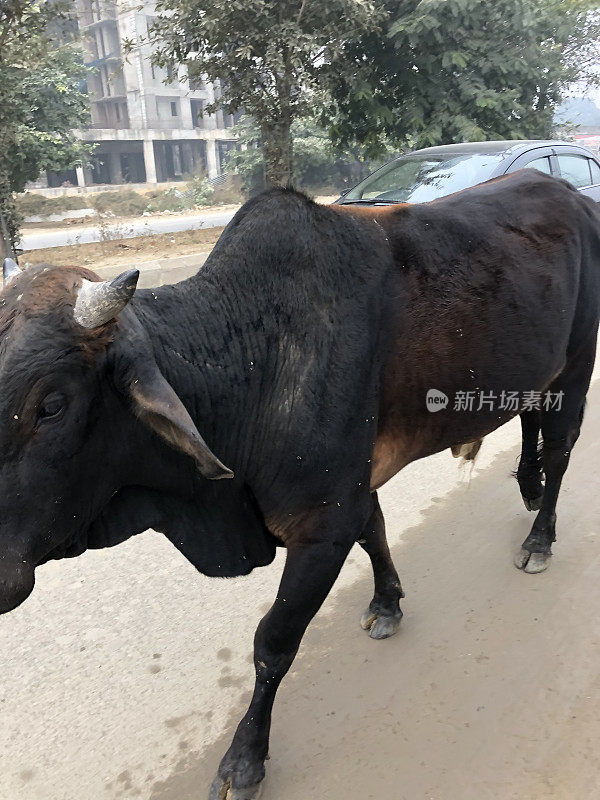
[566,82,600,107]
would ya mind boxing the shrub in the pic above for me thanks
[16,194,50,216]
[186,172,215,206]
[16,193,89,217]
[91,190,150,216]
[145,188,191,213]
[212,174,244,204]
[52,196,89,212]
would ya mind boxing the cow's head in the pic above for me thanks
[0,259,232,613]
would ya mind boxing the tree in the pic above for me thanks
[145,0,382,186]
[226,114,394,194]
[0,1,90,252]
[323,0,600,156]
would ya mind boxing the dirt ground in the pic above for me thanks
[1,366,600,800]
[24,225,226,271]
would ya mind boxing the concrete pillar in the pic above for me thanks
[180,97,194,129]
[108,152,123,184]
[204,81,217,130]
[181,141,194,175]
[75,166,86,187]
[206,139,218,179]
[143,139,158,183]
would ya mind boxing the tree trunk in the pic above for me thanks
[0,221,10,260]
[0,172,16,259]
[261,118,294,187]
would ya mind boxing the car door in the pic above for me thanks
[554,149,600,202]
[504,146,557,177]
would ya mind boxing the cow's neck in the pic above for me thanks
[120,276,278,576]
[132,273,263,475]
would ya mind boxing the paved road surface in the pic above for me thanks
[20,209,238,251]
[2,373,600,800]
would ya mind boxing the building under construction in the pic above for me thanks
[46,0,237,187]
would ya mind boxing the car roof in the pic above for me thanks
[399,140,584,159]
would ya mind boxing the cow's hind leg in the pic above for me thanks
[209,520,357,800]
[358,493,404,639]
[515,339,595,574]
[517,409,544,511]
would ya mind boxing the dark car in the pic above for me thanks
[336,140,600,206]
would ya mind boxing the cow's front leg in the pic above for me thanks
[358,493,404,639]
[209,537,352,799]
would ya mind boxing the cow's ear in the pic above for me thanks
[129,368,233,481]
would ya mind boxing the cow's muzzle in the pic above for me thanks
[0,561,35,614]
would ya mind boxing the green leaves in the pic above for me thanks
[0,1,90,246]
[148,0,384,183]
[325,0,600,154]
[442,51,468,69]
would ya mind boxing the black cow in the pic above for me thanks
[0,170,598,799]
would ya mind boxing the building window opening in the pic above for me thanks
[173,144,183,175]
[170,101,178,116]
[190,99,205,127]
[97,28,106,57]
[100,65,111,97]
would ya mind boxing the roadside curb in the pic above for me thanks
[94,251,211,287]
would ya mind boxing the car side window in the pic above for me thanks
[556,154,592,188]
[523,156,552,174]
[590,159,600,186]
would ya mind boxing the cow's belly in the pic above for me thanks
[369,359,566,491]
[370,413,505,492]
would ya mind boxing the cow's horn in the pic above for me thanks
[74,269,140,328]
[3,258,21,286]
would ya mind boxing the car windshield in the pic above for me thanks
[343,152,506,203]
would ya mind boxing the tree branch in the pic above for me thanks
[297,0,308,24]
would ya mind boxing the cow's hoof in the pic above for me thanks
[522,494,543,512]
[209,777,263,800]
[360,607,402,639]
[514,548,552,573]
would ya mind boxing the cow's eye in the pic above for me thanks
[37,393,65,423]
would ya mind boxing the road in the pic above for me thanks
[1,375,600,800]
[20,209,238,251]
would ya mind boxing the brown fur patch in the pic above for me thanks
[0,264,116,361]
[332,202,408,231]
[264,506,332,546]
[370,434,412,491]
[332,203,409,220]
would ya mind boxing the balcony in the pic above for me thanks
[85,53,121,68]
[93,94,127,103]
[88,120,131,130]
[80,16,117,31]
